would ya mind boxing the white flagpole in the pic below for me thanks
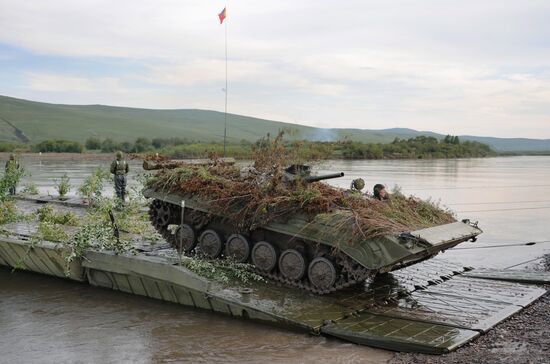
[223,6,228,157]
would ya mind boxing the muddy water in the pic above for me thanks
[2,155,550,363]
[1,268,387,364]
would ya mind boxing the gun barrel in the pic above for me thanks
[304,172,344,183]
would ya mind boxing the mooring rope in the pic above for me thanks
[452,239,550,250]
[456,206,550,213]
[448,199,550,206]
[503,257,545,270]
[406,184,550,191]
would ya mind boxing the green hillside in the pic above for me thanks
[1,95,549,152]
[0,95,432,144]
[0,95,319,143]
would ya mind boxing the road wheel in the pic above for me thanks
[198,229,224,258]
[308,257,337,290]
[251,241,278,272]
[174,224,196,253]
[279,249,306,281]
[225,234,251,263]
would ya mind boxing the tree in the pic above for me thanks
[33,140,83,153]
[120,141,133,153]
[152,138,166,149]
[133,137,152,152]
[101,138,117,153]
[85,137,102,150]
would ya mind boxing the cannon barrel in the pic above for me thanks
[304,172,344,183]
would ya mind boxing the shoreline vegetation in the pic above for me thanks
[0,134,513,160]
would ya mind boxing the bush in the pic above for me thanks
[0,161,24,202]
[85,137,102,150]
[133,137,153,153]
[54,174,71,198]
[22,182,39,195]
[36,205,78,225]
[0,200,20,224]
[34,140,83,153]
[78,168,110,202]
[100,138,118,153]
[36,221,69,242]
[0,142,25,152]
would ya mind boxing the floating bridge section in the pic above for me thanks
[0,197,547,354]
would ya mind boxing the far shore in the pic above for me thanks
[1,152,549,162]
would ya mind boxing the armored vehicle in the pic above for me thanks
[143,161,482,294]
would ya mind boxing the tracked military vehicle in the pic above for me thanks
[143,161,482,294]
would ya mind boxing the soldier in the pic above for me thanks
[349,178,365,194]
[110,151,129,202]
[373,184,389,201]
[5,153,20,195]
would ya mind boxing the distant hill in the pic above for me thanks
[1,95,549,152]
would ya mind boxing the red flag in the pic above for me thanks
[218,7,226,24]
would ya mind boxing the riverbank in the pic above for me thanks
[391,254,550,364]
[1,135,499,160]
[0,151,511,162]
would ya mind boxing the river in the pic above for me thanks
[1,156,549,363]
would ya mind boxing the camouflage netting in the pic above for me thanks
[145,134,456,242]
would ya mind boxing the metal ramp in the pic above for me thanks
[321,314,478,354]
[320,269,545,354]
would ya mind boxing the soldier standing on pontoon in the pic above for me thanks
[110,151,129,202]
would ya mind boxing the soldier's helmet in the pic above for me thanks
[116,151,123,160]
[351,178,365,191]
[9,153,15,160]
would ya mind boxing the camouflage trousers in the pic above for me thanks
[114,174,127,201]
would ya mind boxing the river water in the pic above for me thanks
[2,156,550,363]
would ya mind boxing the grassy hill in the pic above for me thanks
[1,95,549,152]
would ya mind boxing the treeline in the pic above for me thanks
[85,137,255,157]
[34,140,83,153]
[0,135,496,159]
[0,140,83,153]
[339,135,496,159]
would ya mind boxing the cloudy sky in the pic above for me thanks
[1,0,549,138]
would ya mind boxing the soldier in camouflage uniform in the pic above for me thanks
[373,183,389,201]
[110,151,129,202]
[5,153,20,195]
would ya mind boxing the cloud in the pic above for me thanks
[1,0,550,137]
[25,73,112,92]
[139,59,349,97]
